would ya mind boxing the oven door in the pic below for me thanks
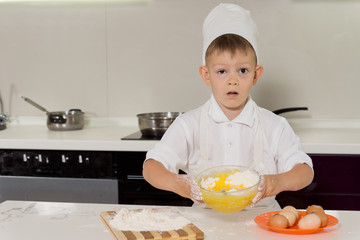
[118,174,193,206]
[0,176,118,204]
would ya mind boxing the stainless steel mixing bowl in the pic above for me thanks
[137,112,182,139]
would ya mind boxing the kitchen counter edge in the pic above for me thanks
[1,117,360,154]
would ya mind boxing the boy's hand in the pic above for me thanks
[250,175,279,207]
[176,174,204,204]
[250,163,314,207]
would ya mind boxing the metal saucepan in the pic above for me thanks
[22,96,85,131]
[137,112,182,139]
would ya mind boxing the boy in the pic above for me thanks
[143,3,313,208]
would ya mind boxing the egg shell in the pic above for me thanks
[314,212,328,227]
[306,205,325,215]
[282,206,300,220]
[298,213,321,229]
[279,210,297,227]
[269,214,289,229]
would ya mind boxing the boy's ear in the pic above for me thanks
[253,65,264,86]
[199,65,211,86]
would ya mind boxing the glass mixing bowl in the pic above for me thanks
[196,165,260,213]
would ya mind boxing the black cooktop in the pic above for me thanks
[121,131,161,140]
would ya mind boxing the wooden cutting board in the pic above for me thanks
[100,209,204,240]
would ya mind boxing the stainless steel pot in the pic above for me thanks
[137,112,182,138]
[22,96,85,131]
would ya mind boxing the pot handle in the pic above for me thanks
[272,107,308,115]
[21,96,49,114]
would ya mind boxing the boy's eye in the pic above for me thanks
[217,70,226,74]
[239,68,248,74]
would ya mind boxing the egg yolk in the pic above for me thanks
[203,170,246,191]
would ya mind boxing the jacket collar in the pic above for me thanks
[208,95,255,127]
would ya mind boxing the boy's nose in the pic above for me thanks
[228,77,239,86]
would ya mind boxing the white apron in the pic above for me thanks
[191,99,279,209]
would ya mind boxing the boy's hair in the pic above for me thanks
[205,34,257,65]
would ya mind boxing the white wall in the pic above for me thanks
[1,0,360,119]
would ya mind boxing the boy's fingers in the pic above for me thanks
[258,175,266,191]
[251,175,266,207]
[250,191,263,207]
[176,174,204,203]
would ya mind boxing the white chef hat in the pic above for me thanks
[202,3,259,65]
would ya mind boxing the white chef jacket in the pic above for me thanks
[146,96,313,176]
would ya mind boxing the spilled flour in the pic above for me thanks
[109,208,191,231]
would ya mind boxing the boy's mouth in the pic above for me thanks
[227,91,239,97]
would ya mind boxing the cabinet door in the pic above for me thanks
[276,154,360,210]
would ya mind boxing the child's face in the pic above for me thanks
[199,49,263,120]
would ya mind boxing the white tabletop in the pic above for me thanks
[0,200,357,240]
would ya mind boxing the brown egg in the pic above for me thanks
[282,205,300,220]
[269,214,289,229]
[306,205,325,215]
[306,205,328,227]
[279,210,297,227]
[313,212,328,227]
[298,213,321,229]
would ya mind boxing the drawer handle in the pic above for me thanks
[127,175,144,180]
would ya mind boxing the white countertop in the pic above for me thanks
[0,200,357,240]
[0,117,155,152]
[1,117,360,154]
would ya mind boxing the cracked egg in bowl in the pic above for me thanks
[196,165,260,213]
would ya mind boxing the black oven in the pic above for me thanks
[0,149,192,206]
[0,149,118,204]
[115,151,192,206]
